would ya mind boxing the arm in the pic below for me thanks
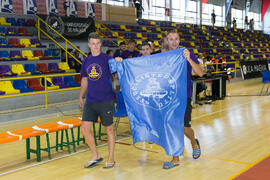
[79,77,88,108]
[183,49,204,77]
[115,57,123,62]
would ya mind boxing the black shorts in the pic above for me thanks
[82,100,114,127]
[184,98,192,127]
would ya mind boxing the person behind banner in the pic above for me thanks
[163,31,204,169]
[106,49,114,57]
[151,37,169,54]
[114,42,126,58]
[141,42,152,56]
[79,32,122,169]
[120,39,140,59]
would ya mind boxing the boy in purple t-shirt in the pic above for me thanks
[79,32,122,169]
[120,39,140,59]
[163,31,204,169]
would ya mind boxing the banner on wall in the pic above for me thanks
[47,0,58,15]
[38,14,95,40]
[66,0,77,17]
[225,0,233,18]
[85,2,95,18]
[0,0,13,13]
[262,0,270,34]
[23,0,37,14]
[239,60,269,79]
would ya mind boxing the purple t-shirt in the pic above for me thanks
[151,49,162,55]
[187,51,199,98]
[113,49,122,58]
[80,53,114,103]
[120,50,140,59]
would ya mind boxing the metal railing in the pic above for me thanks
[205,62,239,79]
[0,73,80,108]
[96,21,119,47]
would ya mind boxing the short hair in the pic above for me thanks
[167,30,179,37]
[106,49,113,54]
[119,41,126,46]
[128,39,136,44]
[88,32,101,42]
[159,37,166,45]
[142,41,151,47]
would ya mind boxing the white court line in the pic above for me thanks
[0,110,80,127]
[0,136,131,176]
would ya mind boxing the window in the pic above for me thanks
[202,4,223,26]
[185,0,197,24]
[248,12,261,30]
[142,0,166,21]
[106,0,124,6]
[231,8,244,29]
[171,0,185,22]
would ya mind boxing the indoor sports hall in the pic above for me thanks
[0,0,270,179]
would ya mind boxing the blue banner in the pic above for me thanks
[225,0,233,18]
[66,0,78,17]
[47,0,58,16]
[86,2,95,18]
[0,0,13,13]
[109,48,187,156]
[23,0,37,14]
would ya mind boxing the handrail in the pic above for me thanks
[205,62,239,79]
[35,15,87,65]
[96,29,119,47]
[0,73,80,108]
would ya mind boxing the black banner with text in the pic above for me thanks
[38,14,95,40]
[239,60,269,79]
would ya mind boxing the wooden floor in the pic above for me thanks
[1,78,270,180]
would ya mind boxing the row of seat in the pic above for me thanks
[99,21,269,43]
[0,75,81,95]
[97,20,270,61]
[137,19,266,40]
[0,62,75,77]
[0,17,35,26]
[0,27,32,36]
[0,49,58,61]
[99,26,269,46]
[0,38,46,48]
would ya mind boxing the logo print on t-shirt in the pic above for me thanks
[87,63,102,81]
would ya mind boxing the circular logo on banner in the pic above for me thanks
[45,16,64,39]
[130,72,177,110]
[87,63,102,81]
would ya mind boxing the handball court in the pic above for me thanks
[0,78,270,180]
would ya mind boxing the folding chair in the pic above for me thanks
[114,91,128,138]
[260,71,270,95]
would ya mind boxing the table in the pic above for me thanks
[191,76,223,105]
